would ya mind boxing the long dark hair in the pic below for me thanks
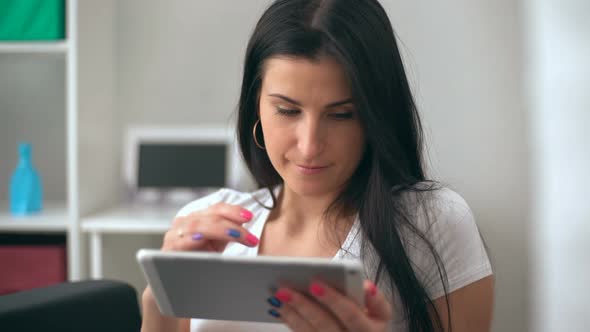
[237,0,451,330]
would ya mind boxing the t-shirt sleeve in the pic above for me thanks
[403,188,493,300]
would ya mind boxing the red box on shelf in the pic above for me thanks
[0,244,67,295]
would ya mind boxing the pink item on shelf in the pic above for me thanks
[0,245,67,295]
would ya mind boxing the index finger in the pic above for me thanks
[191,202,254,224]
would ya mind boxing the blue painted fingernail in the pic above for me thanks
[226,229,241,238]
[267,296,281,308]
[192,233,203,241]
[268,308,281,318]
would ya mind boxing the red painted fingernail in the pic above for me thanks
[310,283,325,297]
[275,289,292,303]
[240,209,253,220]
[368,282,377,297]
[246,233,259,246]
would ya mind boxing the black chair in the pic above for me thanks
[0,280,141,332]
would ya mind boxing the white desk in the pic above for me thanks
[81,204,180,279]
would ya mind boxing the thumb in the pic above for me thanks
[364,280,393,321]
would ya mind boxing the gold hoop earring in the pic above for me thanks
[252,119,266,150]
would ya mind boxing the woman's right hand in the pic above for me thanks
[161,202,259,253]
[142,203,257,332]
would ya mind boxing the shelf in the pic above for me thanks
[0,201,69,233]
[82,204,181,234]
[0,41,69,54]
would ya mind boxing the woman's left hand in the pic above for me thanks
[267,279,393,332]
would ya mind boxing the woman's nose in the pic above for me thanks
[297,118,325,159]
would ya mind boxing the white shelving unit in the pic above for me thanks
[2,1,254,292]
[0,0,118,282]
[0,0,78,280]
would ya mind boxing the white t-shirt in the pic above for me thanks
[175,186,492,332]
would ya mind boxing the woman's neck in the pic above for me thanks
[260,185,356,257]
[270,185,344,236]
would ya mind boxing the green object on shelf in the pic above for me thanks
[0,0,65,40]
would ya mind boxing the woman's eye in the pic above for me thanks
[276,108,300,116]
[329,112,354,120]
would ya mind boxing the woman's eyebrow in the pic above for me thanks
[268,93,353,109]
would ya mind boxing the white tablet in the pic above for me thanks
[137,249,365,323]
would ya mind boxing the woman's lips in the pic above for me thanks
[296,164,329,175]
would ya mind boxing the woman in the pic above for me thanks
[141,0,494,331]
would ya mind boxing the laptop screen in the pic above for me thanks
[137,143,227,188]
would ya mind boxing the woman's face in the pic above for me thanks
[258,56,366,197]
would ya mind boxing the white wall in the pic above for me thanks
[385,1,529,331]
[116,0,272,127]
[525,0,590,331]
[104,1,530,330]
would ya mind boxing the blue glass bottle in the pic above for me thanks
[9,142,43,216]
